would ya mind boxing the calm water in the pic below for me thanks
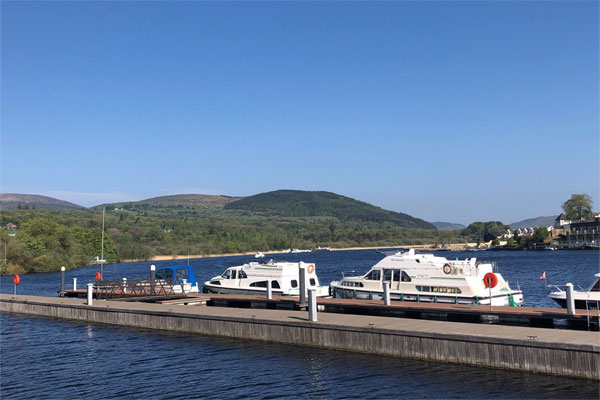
[1,249,599,398]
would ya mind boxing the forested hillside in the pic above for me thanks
[0,190,458,275]
[225,190,435,229]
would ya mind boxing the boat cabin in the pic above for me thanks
[155,265,198,287]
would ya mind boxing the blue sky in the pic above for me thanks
[1,1,598,225]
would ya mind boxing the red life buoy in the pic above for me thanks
[13,274,20,285]
[307,264,315,274]
[443,264,452,274]
[95,272,102,281]
[483,272,498,288]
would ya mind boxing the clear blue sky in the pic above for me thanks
[1,1,598,225]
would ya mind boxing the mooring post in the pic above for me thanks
[383,281,391,305]
[87,283,93,305]
[565,283,575,315]
[60,266,65,292]
[73,277,77,291]
[308,288,317,321]
[267,279,273,300]
[150,265,155,295]
[299,262,306,305]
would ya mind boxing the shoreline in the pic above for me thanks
[121,243,477,263]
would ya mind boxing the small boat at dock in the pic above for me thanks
[548,273,600,310]
[203,260,329,297]
[329,249,523,306]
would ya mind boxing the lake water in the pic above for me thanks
[1,249,599,398]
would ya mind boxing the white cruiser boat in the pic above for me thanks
[203,260,330,297]
[255,251,265,258]
[549,273,600,310]
[330,249,523,306]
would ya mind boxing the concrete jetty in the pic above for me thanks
[1,294,598,380]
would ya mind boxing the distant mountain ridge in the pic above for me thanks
[225,190,436,229]
[431,222,466,230]
[509,215,557,229]
[0,193,84,210]
[139,194,243,210]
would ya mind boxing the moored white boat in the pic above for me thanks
[329,249,523,306]
[154,265,200,294]
[203,260,329,297]
[255,251,265,258]
[548,273,600,310]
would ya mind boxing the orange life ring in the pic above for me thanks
[307,264,315,274]
[483,272,498,288]
[443,264,451,274]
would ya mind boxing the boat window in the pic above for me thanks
[272,281,280,289]
[366,270,381,280]
[402,272,412,282]
[291,280,298,288]
[393,271,401,282]
[209,280,221,285]
[221,270,231,279]
[250,281,267,288]
[239,270,248,279]
[427,286,461,294]
[163,269,173,281]
[309,278,316,286]
[175,268,188,281]
[383,270,393,282]
[231,270,237,279]
[592,280,600,292]
[342,281,364,287]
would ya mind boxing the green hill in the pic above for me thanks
[0,193,84,210]
[140,194,243,209]
[224,190,436,229]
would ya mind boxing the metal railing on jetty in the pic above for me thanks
[86,279,180,300]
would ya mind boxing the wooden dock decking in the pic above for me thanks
[59,288,599,329]
[155,293,598,329]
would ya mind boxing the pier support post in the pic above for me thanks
[308,288,317,321]
[87,283,93,305]
[60,266,65,292]
[267,280,273,300]
[383,281,390,305]
[73,278,77,291]
[299,262,306,305]
[565,283,575,315]
[150,265,155,296]
[122,277,127,294]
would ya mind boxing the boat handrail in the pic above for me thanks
[341,271,359,278]
[547,284,586,293]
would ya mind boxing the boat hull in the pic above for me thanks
[331,287,523,306]
[203,284,330,297]
[549,294,600,310]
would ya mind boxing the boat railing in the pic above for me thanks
[547,284,586,293]
[341,271,360,278]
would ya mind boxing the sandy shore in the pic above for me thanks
[121,243,477,263]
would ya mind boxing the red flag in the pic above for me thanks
[539,271,546,280]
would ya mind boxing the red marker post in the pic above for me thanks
[483,272,498,311]
[13,274,20,297]
[95,272,101,298]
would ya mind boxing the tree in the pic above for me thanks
[531,227,549,245]
[562,194,593,221]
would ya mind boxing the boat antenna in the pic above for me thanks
[100,206,105,279]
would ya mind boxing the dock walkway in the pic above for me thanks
[1,294,598,380]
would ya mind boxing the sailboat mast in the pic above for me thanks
[101,206,105,278]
